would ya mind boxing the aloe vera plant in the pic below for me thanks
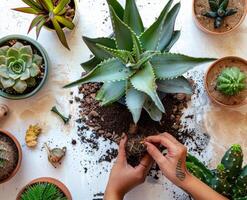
[64,0,215,123]
[186,144,247,199]
[203,0,237,28]
[217,67,246,96]
[13,0,75,50]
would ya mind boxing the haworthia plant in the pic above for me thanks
[64,0,215,123]
[187,144,247,199]
[13,0,75,50]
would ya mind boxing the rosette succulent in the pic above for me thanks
[13,0,75,50]
[203,0,237,28]
[217,67,246,96]
[64,0,215,123]
[0,42,42,94]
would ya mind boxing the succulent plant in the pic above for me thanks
[64,0,215,124]
[0,42,42,94]
[13,0,75,50]
[51,106,70,124]
[203,0,237,28]
[217,67,246,96]
[20,183,67,200]
[187,144,247,199]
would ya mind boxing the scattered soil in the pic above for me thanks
[206,57,247,105]
[194,0,245,33]
[0,39,46,95]
[0,131,19,181]
[75,82,195,166]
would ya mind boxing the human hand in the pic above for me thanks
[145,133,191,188]
[104,135,153,200]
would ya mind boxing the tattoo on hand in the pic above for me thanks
[176,159,186,181]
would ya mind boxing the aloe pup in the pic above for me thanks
[64,0,215,124]
[203,0,237,28]
[13,0,75,50]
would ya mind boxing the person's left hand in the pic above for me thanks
[104,135,153,200]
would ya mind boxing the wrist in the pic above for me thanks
[104,186,124,200]
[178,172,195,190]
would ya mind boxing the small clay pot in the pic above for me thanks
[192,0,247,35]
[16,177,72,200]
[0,129,22,184]
[205,56,247,107]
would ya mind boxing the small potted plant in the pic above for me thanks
[0,35,49,100]
[205,56,247,107]
[193,0,246,34]
[17,177,72,200]
[13,0,77,50]
[0,129,22,184]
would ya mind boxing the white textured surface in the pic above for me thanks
[0,0,247,200]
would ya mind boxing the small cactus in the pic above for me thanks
[233,165,247,198]
[217,67,246,96]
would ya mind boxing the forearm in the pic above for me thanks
[104,188,124,200]
[181,174,229,200]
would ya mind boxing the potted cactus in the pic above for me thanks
[186,144,247,199]
[13,0,77,50]
[17,177,72,200]
[0,129,22,184]
[64,0,215,163]
[193,0,246,34]
[205,56,247,107]
[0,35,49,100]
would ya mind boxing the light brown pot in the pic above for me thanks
[192,0,247,35]
[16,177,72,200]
[0,129,22,184]
[205,56,247,107]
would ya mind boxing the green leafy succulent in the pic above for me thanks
[20,183,67,200]
[203,0,237,28]
[13,0,75,50]
[0,42,42,94]
[217,67,246,96]
[64,0,215,123]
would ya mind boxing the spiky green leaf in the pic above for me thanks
[35,17,46,39]
[143,96,163,121]
[51,18,69,50]
[53,0,70,14]
[219,0,229,10]
[124,0,144,35]
[64,58,134,88]
[131,31,142,60]
[157,2,180,51]
[109,6,133,51]
[209,0,219,12]
[151,53,216,79]
[83,37,116,60]
[106,0,124,20]
[39,0,53,11]
[28,15,44,33]
[21,0,43,11]
[140,0,173,50]
[131,62,165,112]
[163,30,180,52]
[96,81,125,106]
[81,57,100,72]
[157,76,192,94]
[12,7,40,14]
[126,86,146,124]
[55,15,75,30]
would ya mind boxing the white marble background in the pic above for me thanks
[0,0,247,199]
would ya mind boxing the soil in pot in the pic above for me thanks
[206,57,247,105]
[0,39,46,96]
[75,82,194,166]
[194,0,245,33]
[0,131,19,182]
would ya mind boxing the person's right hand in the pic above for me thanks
[144,133,191,188]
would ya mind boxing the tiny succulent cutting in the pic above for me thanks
[45,143,66,168]
[64,0,215,124]
[51,106,70,124]
[0,42,42,94]
[203,0,237,28]
[20,183,67,200]
[217,67,246,96]
[186,144,247,199]
[13,0,75,49]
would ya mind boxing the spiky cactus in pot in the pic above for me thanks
[13,0,75,50]
[0,42,42,94]
[217,67,246,96]
[203,0,237,28]
[64,0,215,124]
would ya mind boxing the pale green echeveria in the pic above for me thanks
[0,42,42,93]
[64,0,216,124]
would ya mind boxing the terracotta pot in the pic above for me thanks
[0,129,22,184]
[205,56,247,107]
[192,0,247,35]
[16,177,72,200]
